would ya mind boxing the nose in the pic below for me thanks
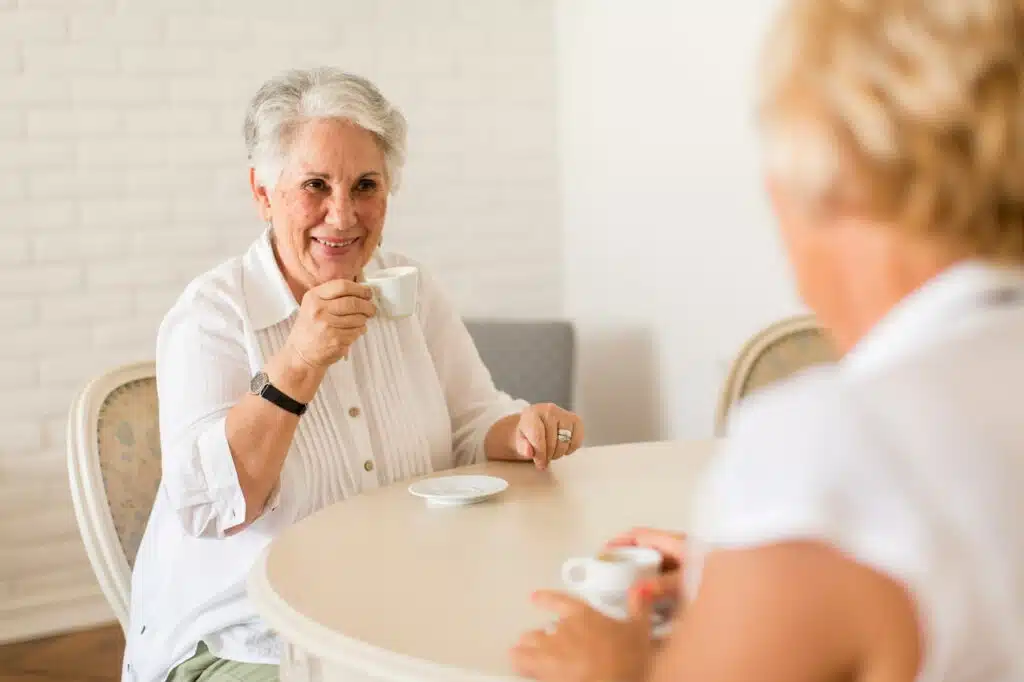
[324,190,357,228]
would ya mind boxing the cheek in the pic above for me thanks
[278,192,323,229]
[358,196,388,229]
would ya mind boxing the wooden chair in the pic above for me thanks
[715,315,836,436]
[66,362,161,631]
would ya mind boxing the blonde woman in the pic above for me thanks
[513,0,1024,680]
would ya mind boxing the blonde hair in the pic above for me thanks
[760,0,1024,262]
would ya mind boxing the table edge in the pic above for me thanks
[248,548,529,682]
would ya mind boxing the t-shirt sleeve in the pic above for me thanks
[685,367,936,608]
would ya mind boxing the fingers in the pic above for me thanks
[312,278,373,301]
[606,527,652,547]
[514,628,549,651]
[631,571,681,605]
[568,419,584,454]
[515,427,536,460]
[521,404,584,470]
[551,420,571,461]
[518,410,547,469]
[606,527,687,568]
[321,312,374,330]
[543,411,559,466]
[530,590,589,618]
[510,637,555,682]
[551,413,582,460]
[627,580,655,621]
[322,295,377,319]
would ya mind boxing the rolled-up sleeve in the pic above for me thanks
[416,266,528,466]
[155,285,252,537]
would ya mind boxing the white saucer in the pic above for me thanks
[408,475,509,507]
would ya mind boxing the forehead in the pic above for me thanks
[285,118,385,172]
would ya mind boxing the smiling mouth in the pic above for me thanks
[312,236,359,249]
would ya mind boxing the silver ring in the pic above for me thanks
[557,428,573,444]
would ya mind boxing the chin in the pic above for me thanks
[316,266,359,284]
[308,254,367,283]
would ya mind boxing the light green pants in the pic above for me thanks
[166,643,279,682]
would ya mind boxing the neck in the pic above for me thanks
[822,236,964,355]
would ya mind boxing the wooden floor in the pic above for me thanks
[0,625,124,682]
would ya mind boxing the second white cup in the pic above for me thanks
[561,546,662,606]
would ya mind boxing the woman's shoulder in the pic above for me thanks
[724,364,856,450]
[704,366,900,534]
[159,252,249,337]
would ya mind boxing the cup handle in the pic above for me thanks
[561,558,590,587]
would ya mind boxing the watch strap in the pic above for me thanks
[252,372,308,416]
[260,382,307,416]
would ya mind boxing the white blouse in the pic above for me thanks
[687,262,1024,681]
[122,229,526,682]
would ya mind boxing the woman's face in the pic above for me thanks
[251,118,389,297]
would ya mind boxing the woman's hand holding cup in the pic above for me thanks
[285,279,378,370]
[606,527,688,611]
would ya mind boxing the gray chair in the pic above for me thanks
[465,319,576,410]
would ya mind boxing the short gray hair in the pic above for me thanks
[244,67,408,192]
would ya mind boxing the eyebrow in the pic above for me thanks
[300,171,384,179]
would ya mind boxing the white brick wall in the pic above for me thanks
[0,0,560,642]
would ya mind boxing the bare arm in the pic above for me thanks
[223,346,325,529]
[650,542,920,682]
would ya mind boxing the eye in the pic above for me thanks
[355,177,379,193]
[303,178,328,192]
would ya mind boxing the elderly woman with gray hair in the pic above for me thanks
[123,67,584,682]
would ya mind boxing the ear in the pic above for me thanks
[250,167,273,222]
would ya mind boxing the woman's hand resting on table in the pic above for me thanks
[513,403,584,470]
[511,528,688,682]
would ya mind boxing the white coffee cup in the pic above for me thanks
[364,266,418,319]
[561,546,662,610]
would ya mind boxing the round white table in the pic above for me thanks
[249,440,717,682]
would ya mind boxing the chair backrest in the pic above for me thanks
[464,319,576,410]
[67,361,162,631]
[715,315,837,435]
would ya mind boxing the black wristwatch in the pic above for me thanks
[249,371,308,416]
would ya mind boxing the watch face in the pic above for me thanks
[250,371,270,395]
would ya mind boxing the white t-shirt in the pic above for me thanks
[687,262,1024,681]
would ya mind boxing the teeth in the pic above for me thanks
[315,237,356,248]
